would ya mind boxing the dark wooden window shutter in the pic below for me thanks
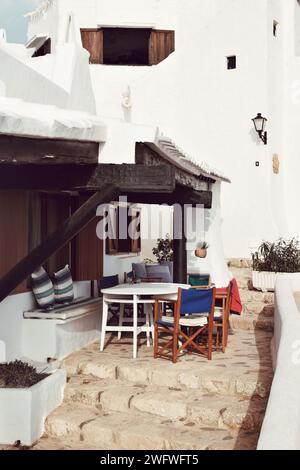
[149,30,175,65]
[73,196,103,281]
[41,194,72,274]
[81,29,103,64]
[106,206,141,255]
[0,190,29,294]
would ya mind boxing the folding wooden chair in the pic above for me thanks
[214,280,234,352]
[154,287,216,363]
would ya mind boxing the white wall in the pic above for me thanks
[21,0,300,258]
[258,274,300,450]
[0,282,91,362]
[33,0,290,258]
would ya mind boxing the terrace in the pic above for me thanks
[1,268,275,451]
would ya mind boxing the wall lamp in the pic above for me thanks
[252,113,268,145]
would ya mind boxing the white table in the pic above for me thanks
[100,283,189,358]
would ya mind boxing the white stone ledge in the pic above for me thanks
[257,274,300,450]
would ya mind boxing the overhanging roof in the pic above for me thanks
[0,97,107,143]
[26,34,49,50]
[146,132,230,183]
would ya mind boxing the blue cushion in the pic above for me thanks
[180,288,214,316]
[160,261,174,281]
[146,264,172,283]
[100,275,119,289]
[53,265,74,304]
[132,263,147,280]
[31,267,55,310]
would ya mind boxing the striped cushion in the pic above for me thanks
[31,267,55,310]
[53,265,74,304]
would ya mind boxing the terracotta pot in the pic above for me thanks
[195,248,207,259]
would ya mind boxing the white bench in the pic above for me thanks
[22,298,101,363]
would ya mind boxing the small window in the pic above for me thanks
[273,20,279,37]
[227,55,236,70]
[32,38,51,58]
[106,205,141,254]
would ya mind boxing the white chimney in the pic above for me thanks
[0,29,7,45]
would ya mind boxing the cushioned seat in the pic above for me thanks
[158,314,208,328]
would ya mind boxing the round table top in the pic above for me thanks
[101,282,190,296]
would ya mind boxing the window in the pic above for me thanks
[81,27,175,66]
[106,205,141,254]
[103,28,151,65]
[273,20,279,37]
[32,38,51,57]
[29,193,103,281]
[227,56,236,70]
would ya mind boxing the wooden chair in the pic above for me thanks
[154,287,216,363]
[214,280,234,353]
[99,275,121,321]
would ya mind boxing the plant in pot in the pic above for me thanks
[251,238,300,291]
[195,242,209,259]
[152,235,174,280]
[0,360,66,446]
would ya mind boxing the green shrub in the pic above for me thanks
[252,238,300,273]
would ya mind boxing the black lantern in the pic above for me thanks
[252,113,267,145]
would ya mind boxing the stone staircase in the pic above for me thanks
[31,268,275,451]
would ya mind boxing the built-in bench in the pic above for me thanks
[22,297,101,363]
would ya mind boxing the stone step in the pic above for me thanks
[61,346,273,399]
[239,290,274,305]
[242,302,274,317]
[230,315,274,332]
[64,375,267,432]
[44,403,260,450]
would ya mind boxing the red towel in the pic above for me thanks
[216,278,242,315]
[230,278,242,315]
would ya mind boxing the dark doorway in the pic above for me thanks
[103,28,151,65]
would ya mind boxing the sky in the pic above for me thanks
[0,0,43,43]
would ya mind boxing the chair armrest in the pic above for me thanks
[154,297,177,303]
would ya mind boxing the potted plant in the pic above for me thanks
[251,238,300,291]
[195,242,209,259]
[152,235,174,280]
[0,360,66,446]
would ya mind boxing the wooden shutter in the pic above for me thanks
[129,209,141,254]
[106,206,141,254]
[73,196,103,281]
[81,29,103,64]
[149,30,175,65]
[41,194,72,274]
[0,190,28,294]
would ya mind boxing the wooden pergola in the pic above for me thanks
[0,136,218,302]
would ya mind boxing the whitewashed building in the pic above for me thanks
[19,0,300,258]
[0,0,235,363]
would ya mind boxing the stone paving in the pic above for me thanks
[4,268,275,451]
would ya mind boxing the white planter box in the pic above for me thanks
[0,369,66,446]
[252,271,300,292]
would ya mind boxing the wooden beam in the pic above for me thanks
[0,185,119,303]
[124,186,212,208]
[173,204,187,284]
[0,164,175,193]
[0,134,99,165]
[135,143,215,189]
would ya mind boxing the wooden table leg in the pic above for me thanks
[100,298,108,352]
